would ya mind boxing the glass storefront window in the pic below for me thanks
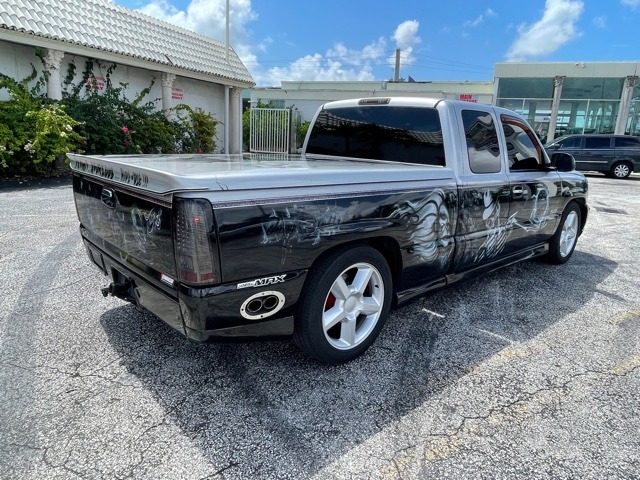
[627,100,640,135]
[497,99,524,112]
[523,100,552,138]
[497,78,554,99]
[497,75,630,137]
[561,78,623,100]
[556,100,588,135]
[586,101,619,133]
[498,99,552,140]
[555,100,619,135]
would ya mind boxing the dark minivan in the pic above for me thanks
[545,134,640,178]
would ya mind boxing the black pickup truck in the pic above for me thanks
[70,97,588,364]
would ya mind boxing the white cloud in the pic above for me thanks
[261,22,415,85]
[593,16,607,29]
[386,20,421,71]
[621,0,640,8]
[393,20,421,50]
[258,36,273,53]
[506,0,584,61]
[464,8,497,27]
[326,38,387,66]
[137,0,258,66]
[263,54,376,83]
[133,3,419,85]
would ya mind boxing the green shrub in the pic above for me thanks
[0,71,84,175]
[62,62,219,155]
[62,64,180,155]
[297,121,311,148]
[0,52,222,178]
[175,105,219,153]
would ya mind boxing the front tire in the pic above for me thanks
[546,203,581,264]
[294,245,392,364]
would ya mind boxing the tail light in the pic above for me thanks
[174,198,220,285]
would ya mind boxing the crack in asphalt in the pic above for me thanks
[379,361,640,478]
[112,377,216,480]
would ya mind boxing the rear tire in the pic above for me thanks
[294,245,392,364]
[610,161,632,179]
[546,203,581,264]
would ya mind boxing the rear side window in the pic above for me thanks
[615,137,640,148]
[584,137,611,149]
[461,110,501,174]
[305,106,445,166]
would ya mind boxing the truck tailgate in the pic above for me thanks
[73,174,176,281]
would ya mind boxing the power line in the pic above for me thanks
[410,52,492,70]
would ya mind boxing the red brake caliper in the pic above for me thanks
[325,293,336,311]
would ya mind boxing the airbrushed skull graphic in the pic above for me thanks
[475,189,510,263]
[391,189,453,267]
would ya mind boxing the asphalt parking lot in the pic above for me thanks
[0,173,639,479]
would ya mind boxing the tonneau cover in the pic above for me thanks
[68,153,454,196]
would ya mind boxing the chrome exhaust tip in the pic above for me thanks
[240,291,286,320]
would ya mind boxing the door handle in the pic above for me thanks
[512,185,525,199]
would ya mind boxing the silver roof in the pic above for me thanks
[0,0,254,85]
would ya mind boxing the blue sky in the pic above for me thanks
[112,0,640,86]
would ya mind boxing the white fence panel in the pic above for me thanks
[250,108,291,153]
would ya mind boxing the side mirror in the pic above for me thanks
[551,152,575,172]
[548,143,560,150]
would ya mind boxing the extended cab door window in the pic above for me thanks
[501,116,546,171]
[461,110,502,173]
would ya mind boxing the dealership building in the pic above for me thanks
[251,61,640,143]
[495,62,640,141]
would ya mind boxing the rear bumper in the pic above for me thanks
[82,236,305,341]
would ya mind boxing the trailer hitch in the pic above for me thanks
[101,281,133,300]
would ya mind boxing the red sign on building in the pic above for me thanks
[172,87,184,100]
[458,94,478,103]
[86,75,106,91]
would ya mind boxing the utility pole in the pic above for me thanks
[394,49,400,82]
[225,0,230,63]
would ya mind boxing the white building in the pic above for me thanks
[251,80,495,122]
[0,0,254,153]
[250,62,640,145]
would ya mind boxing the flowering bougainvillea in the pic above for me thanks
[1,52,221,177]
[121,125,141,153]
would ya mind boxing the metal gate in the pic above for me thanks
[250,108,291,153]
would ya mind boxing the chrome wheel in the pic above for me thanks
[295,246,392,364]
[322,262,384,350]
[559,211,578,258]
